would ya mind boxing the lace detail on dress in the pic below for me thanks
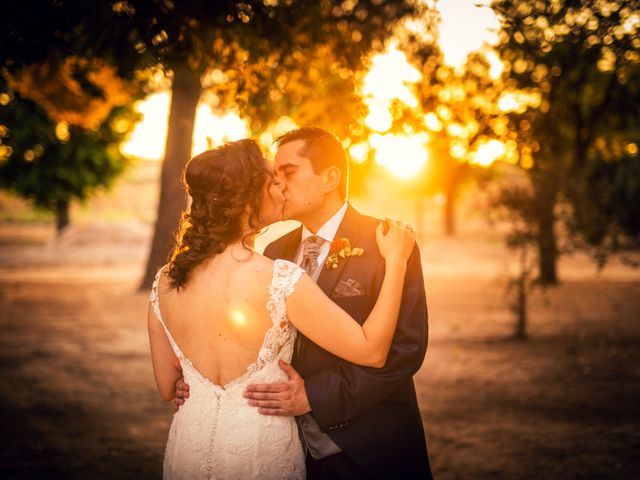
[261,259,303,365]
[150,260,306,479]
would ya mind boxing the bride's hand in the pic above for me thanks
[375,219,416,266]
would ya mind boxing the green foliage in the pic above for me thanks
[2,0,422,285]
[0,77,139,213]
[567,150,640,264]
[491,0,640,273]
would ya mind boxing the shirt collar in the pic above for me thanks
[300,202,348,244]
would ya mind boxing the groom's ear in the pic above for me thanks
[322,166,342,195]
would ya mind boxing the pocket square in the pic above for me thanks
[333,278,366,297]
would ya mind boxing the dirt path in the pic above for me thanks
[1,223,639,479]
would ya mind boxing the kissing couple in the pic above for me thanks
[148,128,432,479]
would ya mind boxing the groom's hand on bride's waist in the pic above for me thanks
[174,377,190,412]
[244,360,311,416]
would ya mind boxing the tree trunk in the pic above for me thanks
[514,246,528,339]
[533,172,559,285]
[140,64,201,289]
[55,198,70,235]
[443,163,464,237]
[515,274,527,339]
[538,222,558,284]
[443,189,456,237]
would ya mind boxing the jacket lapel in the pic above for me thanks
[278,226,302,262]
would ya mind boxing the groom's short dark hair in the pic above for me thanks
[275,127,349,200]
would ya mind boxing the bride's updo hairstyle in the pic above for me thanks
[168,139,273,289]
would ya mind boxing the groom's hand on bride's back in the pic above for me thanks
[244,360,311,416]
[174,377,190,412]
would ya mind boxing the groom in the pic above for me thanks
[245,128,431,479]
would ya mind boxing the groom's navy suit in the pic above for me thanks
[264,204,432,479]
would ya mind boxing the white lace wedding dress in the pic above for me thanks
[150,259,306,480]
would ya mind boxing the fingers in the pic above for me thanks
[245,382,289,393]
[174,396,185,412]
[258,408,287,416]
[246,399,285,408]
[175,379,190,399]
[176,377,189,390]
[176,383,189,393]
[244,391,289,401]
[176,389,189,399]
[385,218,415,237]
[248,398,291,416]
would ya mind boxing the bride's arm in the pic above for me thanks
[286,221,413,368]
[148,304,182,401]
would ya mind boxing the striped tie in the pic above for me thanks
[299,235,324,278]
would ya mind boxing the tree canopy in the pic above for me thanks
[0,75,140,232]
[1,0,423,285]
[490,0,640,282]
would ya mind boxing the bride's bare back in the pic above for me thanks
[156,250,276,387]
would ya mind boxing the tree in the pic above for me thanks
[367,6,511,237]
[490,0,640,284]
[485,169,538,338]
[0,75,140,233]
[2,0,420,287]
[407,49,508,236]
[0,2,145,232]
[120,0,420,288]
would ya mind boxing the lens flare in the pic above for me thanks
[229,309,247,329]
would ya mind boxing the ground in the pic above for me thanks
[0,169,639,479]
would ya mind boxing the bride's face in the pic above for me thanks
[258,174,284,226]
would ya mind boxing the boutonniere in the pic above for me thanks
[325,237,364,270]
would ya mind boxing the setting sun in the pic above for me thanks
[361,42,428,178]
[370,133,429,179]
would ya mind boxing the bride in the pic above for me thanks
[147,139,415,479]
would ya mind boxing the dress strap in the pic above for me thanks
[150,268,164,322]
[267,259,304,325]
[149,267,185,361]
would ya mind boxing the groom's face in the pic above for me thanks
[274,139,326,222]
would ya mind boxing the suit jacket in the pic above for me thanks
[264,204,432,479]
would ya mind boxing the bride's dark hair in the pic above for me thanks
[168,139,273,289]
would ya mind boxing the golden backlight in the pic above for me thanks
[362,42,428,177]
[122,92,249,161]
[122,1,502,178]
[370,133,430,179]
